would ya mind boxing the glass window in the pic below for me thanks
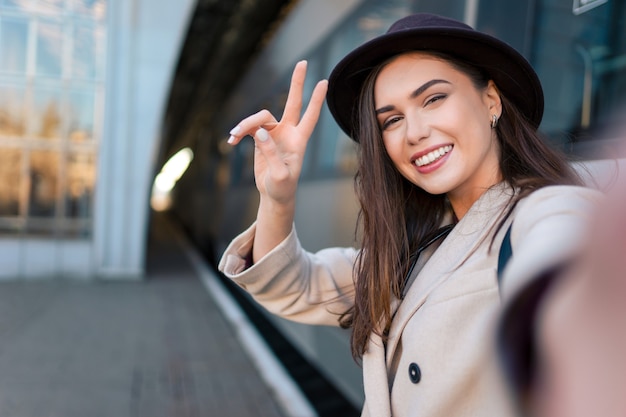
[0,0,28,10]
[36,20,64,77]
[68,90,94,141]
[476,0,625,153]
[0,147,22,216]
[0,17,29,74]
[531,0,625,150]
[33,86,63,139]
[0,0,104,238]
[64,151,94,219]
[0,83,27,136]
[72,24,97,79]
[69,0,106,21]
[28,149,59,218]
[31,0,66,15]
[93,25,105,79]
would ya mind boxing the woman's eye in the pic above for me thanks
[425,94,446,106]
[382,116,402,130]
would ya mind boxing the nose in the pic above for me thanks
[405,113,428,145]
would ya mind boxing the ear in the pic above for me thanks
[484,80,502,117]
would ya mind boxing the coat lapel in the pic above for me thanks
[385,184,514,368]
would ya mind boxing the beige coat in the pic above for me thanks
[219,184,600,417]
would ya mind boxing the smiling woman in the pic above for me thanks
[218,12,603,417]
[372,53,502,212]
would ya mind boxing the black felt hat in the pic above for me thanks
[327,13,544,141]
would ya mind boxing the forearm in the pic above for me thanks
[253,195,296,263]
[219,222,357,326]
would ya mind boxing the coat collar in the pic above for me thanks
[384,183,514,368]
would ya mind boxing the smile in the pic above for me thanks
[414,145,453,167]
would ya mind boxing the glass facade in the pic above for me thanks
[0,0,106,237]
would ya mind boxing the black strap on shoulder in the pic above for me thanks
[497,224,513,286]
[401,224,455,298]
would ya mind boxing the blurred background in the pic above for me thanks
[0,0,624,414]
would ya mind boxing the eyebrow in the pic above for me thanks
[375,79,451,114]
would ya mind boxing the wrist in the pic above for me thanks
[258,195,296,217]
[253,196,295,263]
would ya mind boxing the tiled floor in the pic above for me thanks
[0,216,285,417]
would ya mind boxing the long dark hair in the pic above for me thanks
[339,51,582,360]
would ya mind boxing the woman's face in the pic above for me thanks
[374,52,502,218]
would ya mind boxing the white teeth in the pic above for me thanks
[414,145,452,167]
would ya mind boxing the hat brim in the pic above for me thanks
[327,27,544,141]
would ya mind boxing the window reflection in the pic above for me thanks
[0,84,26,136]
[36,20,63,77]
[0,148,22,216]
[34,87,63,139]
[475,0,625,150]
[72,25,97,79]
[32,0,66,14]
[0,0,25,10]
[0,0,104,238]
[28,149,58,218]
[0,17,29,74]
[69,0,106,21]
[65,152,94,218]
[68,90,94,141]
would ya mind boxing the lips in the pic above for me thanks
[413,145,453,167]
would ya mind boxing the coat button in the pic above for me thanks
[408,363,421,384]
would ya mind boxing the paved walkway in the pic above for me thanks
[0,216,286,417]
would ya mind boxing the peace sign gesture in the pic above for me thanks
[227,60,328,206]
[226,60,328,261]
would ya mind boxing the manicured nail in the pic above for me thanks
[256,128,269,142]
[229,125,241,136]
[227,135,236,144]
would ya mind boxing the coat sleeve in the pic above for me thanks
[497,185,603,404]
[217,222,357,327]
[500,185,602,301]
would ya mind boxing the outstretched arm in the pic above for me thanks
[226,61,328,263]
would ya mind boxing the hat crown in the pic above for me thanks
[387,13,473,34]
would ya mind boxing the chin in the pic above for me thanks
[414,182,452,196]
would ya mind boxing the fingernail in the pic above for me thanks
[256,128,269,142]
[229,125,241,135]
[227,135,236,144]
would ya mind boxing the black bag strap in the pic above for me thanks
[401,224,455,298]
[497,224,513,287]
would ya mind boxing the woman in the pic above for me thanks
[220,13,601,417]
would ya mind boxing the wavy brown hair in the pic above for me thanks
[338,51,582,360]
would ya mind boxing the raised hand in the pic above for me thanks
[227,60,328,206]
[226,60,328,262]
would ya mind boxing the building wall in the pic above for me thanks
[0,0,195,279]
[93,0,195,280]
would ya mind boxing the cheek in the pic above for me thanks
[382,140,410,176]
[448,107,489,141]
[382,136,401,161]
[383,140,406,170]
